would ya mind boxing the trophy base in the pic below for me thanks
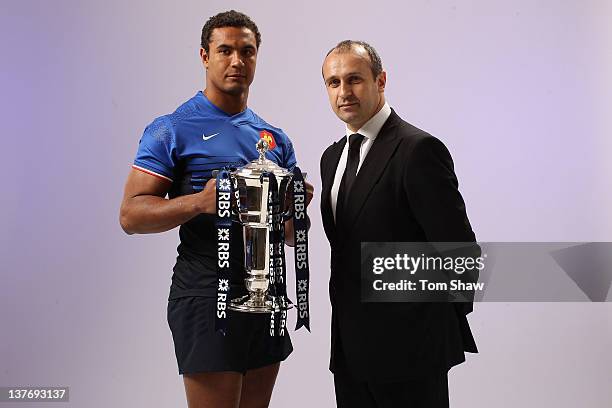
[229,294,293,313]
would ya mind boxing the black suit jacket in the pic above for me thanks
[320,109,478,382]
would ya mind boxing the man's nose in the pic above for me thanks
[230,51,245,67]
[338,81,352,98]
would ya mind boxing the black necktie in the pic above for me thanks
[337,133,364,218]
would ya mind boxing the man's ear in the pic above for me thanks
[377,71,387,92]
[200,48,209,69]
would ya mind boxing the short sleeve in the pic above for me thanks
[132,117,176,181]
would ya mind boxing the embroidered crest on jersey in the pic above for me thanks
[259,130,277,150]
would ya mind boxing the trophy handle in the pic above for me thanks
[282,206,294,222]
[229,174,241,216]
[281,174,294,221]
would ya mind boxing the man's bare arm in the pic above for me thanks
[119,169,217,235]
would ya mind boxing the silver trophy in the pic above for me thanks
[228,139,294,313]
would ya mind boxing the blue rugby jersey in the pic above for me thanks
[133,91,297,299]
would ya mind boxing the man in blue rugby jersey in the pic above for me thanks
[120,10,313,408]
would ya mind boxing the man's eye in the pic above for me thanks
[350,77,362,83]
[328,80,339,87]
[219,49,231,55]
[243,49,255,57]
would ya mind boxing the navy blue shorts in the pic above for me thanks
[167,296,293,375]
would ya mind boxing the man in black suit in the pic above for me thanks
[320,40,478,408]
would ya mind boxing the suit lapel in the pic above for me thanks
[321,137,347,246]
[343,111,402,230]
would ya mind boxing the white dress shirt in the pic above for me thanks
[331,102,392,221]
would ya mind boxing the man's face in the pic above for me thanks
[201,26,257,96]
[322,48,386,131]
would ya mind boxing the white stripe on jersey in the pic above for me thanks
[132,165,173,182]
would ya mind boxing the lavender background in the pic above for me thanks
[1,0,611,407]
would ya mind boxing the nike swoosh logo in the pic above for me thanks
[202,133,220,141]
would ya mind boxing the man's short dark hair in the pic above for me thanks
[201,10,261,53]
[326,40,383,79]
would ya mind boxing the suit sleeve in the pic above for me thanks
[403,136,478,314]
[320,145,330,183]
[403,136,475,242]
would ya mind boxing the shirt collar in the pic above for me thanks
[197,91,253,123]
[344,102,391,141]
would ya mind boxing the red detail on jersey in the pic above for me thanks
[259,130,277,150]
